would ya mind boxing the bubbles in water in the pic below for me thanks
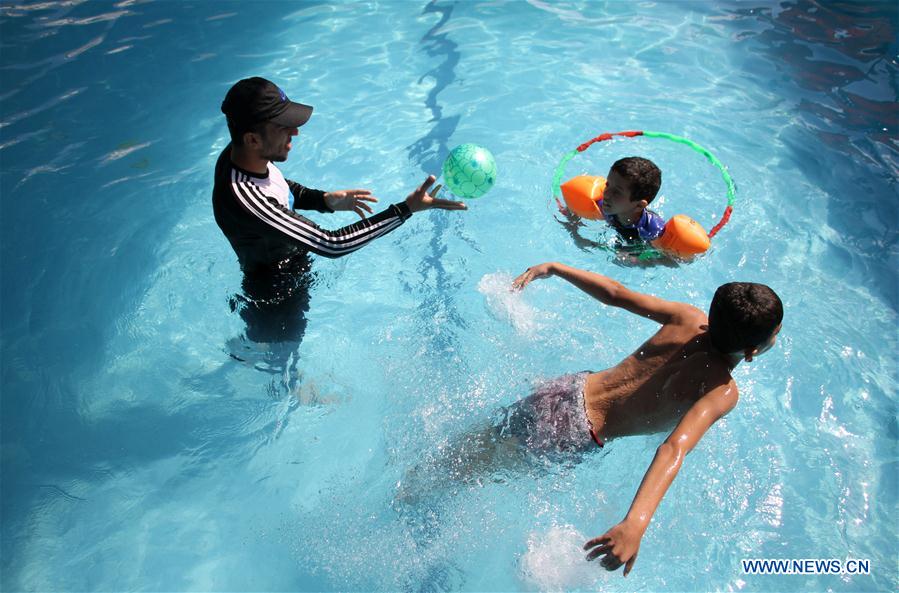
[519,524,600,591]
[477,272,548,338]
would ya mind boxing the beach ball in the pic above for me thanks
[442,143,497,199]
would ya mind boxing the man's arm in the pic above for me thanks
[288,176,464,217]
[231,172,409,259]
[512,262,690,324]
[583,380,739,576]
[291,180,380,220]
[285,179,332,213]
[229,174,464,259]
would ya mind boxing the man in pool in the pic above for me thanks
[413,262,782,576]
[212,77,465,348]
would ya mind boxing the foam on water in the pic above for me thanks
[477,271,553,338]
[519,524,603,592]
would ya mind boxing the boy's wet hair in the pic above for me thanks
[708,283,783,354]
[610,157,662,204]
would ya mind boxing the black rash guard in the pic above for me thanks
[212,145,412,273]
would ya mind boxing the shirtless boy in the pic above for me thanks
[508,262,783,575]
[406,262,782,574]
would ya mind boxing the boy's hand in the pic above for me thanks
[555,197,572,216]
[405,175,467,213]
[512,263,556,291]
[584,520,644,576]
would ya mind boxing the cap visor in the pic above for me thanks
[271,101,313,127]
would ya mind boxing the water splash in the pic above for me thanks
[519,524,599,591]
[477,272,548,338]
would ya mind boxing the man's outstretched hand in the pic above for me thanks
[584,520,644,577]
[405,175,468,213]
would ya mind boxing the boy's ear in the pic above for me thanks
[744,347,759,362]
[637,199,649,209]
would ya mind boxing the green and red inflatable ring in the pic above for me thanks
[552,130,736,256]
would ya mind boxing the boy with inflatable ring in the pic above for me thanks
[557,157,669,260]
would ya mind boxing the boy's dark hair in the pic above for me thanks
[708,283,783,354]
[610,157,662,204]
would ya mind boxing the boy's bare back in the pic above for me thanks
[584,305,737,441]
[513,261,781,576]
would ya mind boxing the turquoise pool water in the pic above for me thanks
[1,1,896,591]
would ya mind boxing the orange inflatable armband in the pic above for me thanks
[652,214,711,257]
[560,175,606,220]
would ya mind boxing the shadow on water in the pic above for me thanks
[0,1,311,582]
[408,1,461,174]
[404,1,470,365]
[392,3,475,590]
[0,387,273,574]
[729,0,898,309]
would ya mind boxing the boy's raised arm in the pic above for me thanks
[582,380,738,576]
[512,262,687,324]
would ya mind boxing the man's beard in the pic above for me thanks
[261,138,288,162]
[263,149,288,162]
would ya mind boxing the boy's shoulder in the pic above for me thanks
[663,302,708,325]
[637,208,666,242]
[607,207,666,243]
[683,349,739,405]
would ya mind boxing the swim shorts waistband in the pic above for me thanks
[575,371,604,448]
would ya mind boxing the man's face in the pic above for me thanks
[601,170,640,217]
[257,122,298,162]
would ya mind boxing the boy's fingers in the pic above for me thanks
[601,553,623,571]
[623,556,636,577]
[583,534,611,550]
[585,544,613,561]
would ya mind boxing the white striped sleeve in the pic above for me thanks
[229,169,409,258]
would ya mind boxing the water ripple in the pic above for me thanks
[39,10,129,27]
[0,86,85,129]
[98,140,152,165]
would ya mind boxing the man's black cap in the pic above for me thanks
[221,77,313,128]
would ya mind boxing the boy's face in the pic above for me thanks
[602,170,646,216]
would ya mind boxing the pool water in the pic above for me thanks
[1,1,896,591]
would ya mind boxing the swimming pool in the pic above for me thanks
[1,0,896,591]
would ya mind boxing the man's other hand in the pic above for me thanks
[324,189,378,219]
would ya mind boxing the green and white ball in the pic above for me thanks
[442,143,497,199]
